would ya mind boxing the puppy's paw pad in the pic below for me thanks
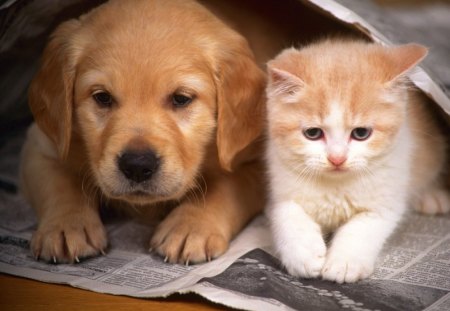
[414,188,450,215]
[31,212,107,263]
[322,254,373,283]
[150,213,228,264]
[180,233,228,264]
[150,230,187,263]
[205,234,228,261]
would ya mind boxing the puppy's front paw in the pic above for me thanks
[150,207,228,264]
[322,250,374,283]
[31,209,107,263]
[278,230,326,279]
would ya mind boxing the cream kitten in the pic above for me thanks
[265,39,450,283]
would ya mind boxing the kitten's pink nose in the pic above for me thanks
[328,155,347,167]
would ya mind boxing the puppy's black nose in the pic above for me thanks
[118,150,160,183]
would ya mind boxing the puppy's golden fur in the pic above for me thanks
[20,0,266,264]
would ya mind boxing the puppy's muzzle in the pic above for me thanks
[118,149,160,183]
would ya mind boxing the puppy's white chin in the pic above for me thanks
[113,193,169,206]
[98,179,187,205]
[104,190,180,205]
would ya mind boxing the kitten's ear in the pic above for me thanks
[266,48,305,98]
[266,66,304,98]
[385,43,428,83]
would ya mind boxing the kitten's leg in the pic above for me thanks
[322,210,401,283]
[269,200,326,278]
[413,186,450,215]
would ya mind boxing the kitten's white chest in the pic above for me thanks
[294,187,367,233]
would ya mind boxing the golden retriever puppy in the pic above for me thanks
[20,0,266,264]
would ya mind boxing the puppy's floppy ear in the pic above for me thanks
[29,20,83,159]
[214,35,266,172]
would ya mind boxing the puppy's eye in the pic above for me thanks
[303,127,324,140]
[172,94,192,107]
[93,91,113,108]
[351,127,372,141]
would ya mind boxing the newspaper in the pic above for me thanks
[1,0,450,310]
[0,192,272,298]
[1,191,450,311]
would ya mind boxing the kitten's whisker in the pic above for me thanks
[293,163,319,190]
[408,128,437,139]
[356,166,376,190]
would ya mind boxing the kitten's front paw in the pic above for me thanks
[278,231,326,279]
[321,251,374,283]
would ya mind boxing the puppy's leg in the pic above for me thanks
[150,161,264,264]
[20,125,107,263]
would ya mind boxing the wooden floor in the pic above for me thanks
[0,274,230,311]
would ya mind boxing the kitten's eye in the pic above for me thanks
[93,91,113,108]
[303,127,324,140]
[351,127,372,141]
[172,93,192,107]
